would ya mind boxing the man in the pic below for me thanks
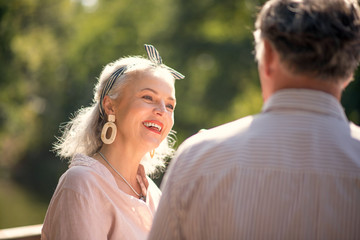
[149,0,360,239]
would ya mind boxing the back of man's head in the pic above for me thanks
[254,0,360,82]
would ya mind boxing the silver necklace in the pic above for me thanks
[98,152,146,201]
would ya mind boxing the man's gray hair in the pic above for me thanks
[254,0,360,81]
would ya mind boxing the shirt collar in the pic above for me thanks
[262,89,348,122]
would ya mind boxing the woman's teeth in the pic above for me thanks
[143,122,162,132]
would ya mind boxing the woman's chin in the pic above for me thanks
[140,139,162,152]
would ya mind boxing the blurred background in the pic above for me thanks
[0,0,359,229]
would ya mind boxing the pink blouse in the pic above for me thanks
[41,154,161,240]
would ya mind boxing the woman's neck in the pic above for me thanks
[97,142,146,186]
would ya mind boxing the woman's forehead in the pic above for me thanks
[126,70,176,96]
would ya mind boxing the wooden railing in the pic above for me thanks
[0,224,42,240]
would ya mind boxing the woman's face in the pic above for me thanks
[113,69,176,151]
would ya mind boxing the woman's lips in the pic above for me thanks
[142,120,163,134]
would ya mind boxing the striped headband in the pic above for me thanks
[99,44,185,119]
[144,44,185,80]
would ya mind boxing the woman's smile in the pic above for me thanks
[142,120,163,134]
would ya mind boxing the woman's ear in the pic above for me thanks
[102,95,115,116]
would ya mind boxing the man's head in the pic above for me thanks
[254,0,360,99]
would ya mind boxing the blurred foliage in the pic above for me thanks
[0,179,48,228]
[0,0,359,228]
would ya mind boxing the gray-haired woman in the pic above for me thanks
[41,45,184,240]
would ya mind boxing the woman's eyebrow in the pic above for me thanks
[140,88,176,101]
[140,87,157,93]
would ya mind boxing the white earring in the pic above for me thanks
[101,114,117,144]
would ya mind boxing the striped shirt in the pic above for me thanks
[148,89,360,240]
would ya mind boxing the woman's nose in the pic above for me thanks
[154,102,166,115]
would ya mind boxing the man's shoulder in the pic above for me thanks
[183,115,255,148]
[173,115,256,167]
[164,115,256,186]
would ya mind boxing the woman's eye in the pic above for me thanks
[166,104,174,110]
[142,95,153,101]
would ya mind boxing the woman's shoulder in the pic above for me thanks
[59,154,113,192]
[69,153,98,168]
[65,155,99,179]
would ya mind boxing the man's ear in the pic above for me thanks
[342,75,353,90]
[102,95,115,116]
[263,39,276,77]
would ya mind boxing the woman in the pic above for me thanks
[41,44,184,240]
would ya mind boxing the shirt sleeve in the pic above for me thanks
[42,166,119,240]
[148,175,180,239]
[149,130,224,239]
[42,187,109,240]
[148,141,193,240]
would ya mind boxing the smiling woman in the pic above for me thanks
[41,45,184,240]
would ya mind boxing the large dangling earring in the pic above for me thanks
[101,114,117,144]
[149,149,155,159]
